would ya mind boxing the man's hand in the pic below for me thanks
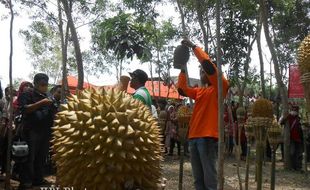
[39,98,53,106]
[181,38,195,48]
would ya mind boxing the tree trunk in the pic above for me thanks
[216,0,225,189]
[176,0,187,36]
[235,34,256,106]
[195,0,208,51]
[149,62,156,101]
[269,58,272,99]
[115,61,120,82]
[58,0,69,101]
[61,0,84,90]
[240,35,257,106]
[119,60,123,79]
[157,50,161,98]
[207,16,217,51]
[5,0,14,189]
[257,14,266,98]
[259,0,290,169]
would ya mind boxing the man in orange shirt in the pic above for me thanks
[177,39,229,190]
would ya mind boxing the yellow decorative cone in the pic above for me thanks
[298,34,310,112]
[52,88,162,190]
[298,34,310,74]
[252,98,273,119]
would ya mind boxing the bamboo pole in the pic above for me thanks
[245,138,251,190]
[175,1,192,189]
[302,124,308,175]
[237,124,243,190]
[178,123,185,190]
[270,146,276,190]
[256,141,264,190]
[5,0,14,189]
[216,0,225,189]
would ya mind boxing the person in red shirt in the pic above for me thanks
[281,105,304,171]
[177,39,229,190]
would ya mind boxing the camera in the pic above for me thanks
[48,96,60,109]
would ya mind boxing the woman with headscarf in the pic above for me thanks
[13,81,33,111]
[11,81,33,181]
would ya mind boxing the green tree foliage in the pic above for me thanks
[221,0,257,104]
[20,21,63,84]
[92,12,152,61]
[122,0,161,23]
[270,0,309,74]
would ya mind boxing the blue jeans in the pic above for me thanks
[189,137,218,190]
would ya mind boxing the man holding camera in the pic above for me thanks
[177,39,229,190]
[18,73,57,190]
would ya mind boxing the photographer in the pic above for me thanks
[18,73,57,190]
[49,85,62,112]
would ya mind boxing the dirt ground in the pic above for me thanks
[1,155,309,190]
[162,155,310,190]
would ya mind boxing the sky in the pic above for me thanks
[0,2,273,89]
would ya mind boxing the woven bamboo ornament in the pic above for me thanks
[298,34,310,113]
[267,119,282,146]
[252,98,273,119]
[237,107,246,124]
[245,117,254,138]
[177,105,192,141]
[177,105,192,124]
[298,34,310,75]
[52,88,162,190]
[251,117,272,137]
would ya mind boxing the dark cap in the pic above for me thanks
[129,69,148,84]
[291,105,299,111]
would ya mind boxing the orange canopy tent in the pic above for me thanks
[127,81,182,100]
[62,76,182,100]
[104,81,182,100]
[60,76,97,94]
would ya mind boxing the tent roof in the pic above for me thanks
[104,81,182,100]
[60,76,97,89]
[127,81,182,99]
[61,76,182,99]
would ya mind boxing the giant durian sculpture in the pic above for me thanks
[52,88,162,190]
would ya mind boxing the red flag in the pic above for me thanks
[288,65,304,98]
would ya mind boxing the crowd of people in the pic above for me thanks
[0,39,309,190]
[223,98,310,171]
[0,74,61,190]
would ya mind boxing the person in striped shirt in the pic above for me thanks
[129,69,152,110]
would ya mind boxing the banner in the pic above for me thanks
[288,65,304,98]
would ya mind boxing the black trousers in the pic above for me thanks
[0,133,8,174]
[19,129,50,185]
[169,138,181,155]
[290,141,303,170]
[266,140,272,159]
[241,141,247,157]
